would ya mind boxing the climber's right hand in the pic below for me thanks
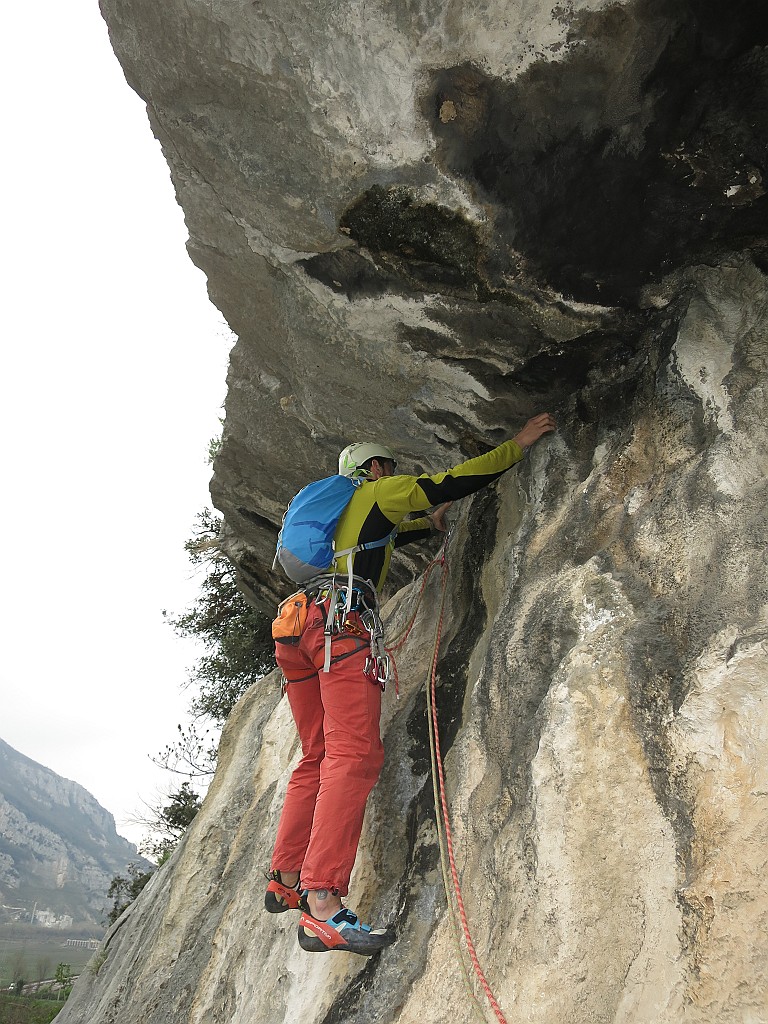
[513,413,557,449]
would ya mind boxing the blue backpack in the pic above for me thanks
[273,475,396,584]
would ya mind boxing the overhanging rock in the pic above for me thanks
[61,0,768,1020]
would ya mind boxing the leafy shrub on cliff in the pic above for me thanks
[140,783,202,861]
[106,785,202,916]
[105,864,154,925]
[159,509,274,776]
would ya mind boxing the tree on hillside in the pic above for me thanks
[107,784,204,917]
[130,510,274,862]
[158,509,274,777]
[54,963,73,1001]
[139,783,202,862]
[9,948,26,988]
[35,956,52,991]
[105,863,154,926]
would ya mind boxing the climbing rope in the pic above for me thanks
[425,556,489,1024]
[386,531,451,652]
[385,532,452,696]
[389,531,509,1024]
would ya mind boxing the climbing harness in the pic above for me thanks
[296,572,391,684]
[391,528,510,1024]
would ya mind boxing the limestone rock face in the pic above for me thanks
[68,0,768,1020]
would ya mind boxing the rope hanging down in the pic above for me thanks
[387,534,510,1024]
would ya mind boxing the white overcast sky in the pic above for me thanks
[1,2,235,846]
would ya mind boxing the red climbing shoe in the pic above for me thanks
[297,906,395,955]
[264,870,304,913]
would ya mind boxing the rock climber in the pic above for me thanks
[265,412,557,955]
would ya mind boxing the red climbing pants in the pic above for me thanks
[270,601,384,896]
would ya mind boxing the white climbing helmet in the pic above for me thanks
[338,442,396,479]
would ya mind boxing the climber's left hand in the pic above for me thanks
[428,502,453,532]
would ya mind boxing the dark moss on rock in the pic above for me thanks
[339,185,485,296]
[427,0,768,304]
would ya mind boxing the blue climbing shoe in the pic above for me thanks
[297,906,396,955]
[264,870,304,913]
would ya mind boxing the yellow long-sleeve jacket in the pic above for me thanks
[333,439,525,590]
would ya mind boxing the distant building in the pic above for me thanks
[35,909,74,929]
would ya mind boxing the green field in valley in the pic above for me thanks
[0,924,103,990]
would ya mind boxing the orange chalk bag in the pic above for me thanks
[271,591,309,645]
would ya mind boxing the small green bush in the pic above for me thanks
[0,993,63,1023]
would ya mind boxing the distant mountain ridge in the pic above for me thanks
[0,737,147,928]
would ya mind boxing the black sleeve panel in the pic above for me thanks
[416,469,507,505]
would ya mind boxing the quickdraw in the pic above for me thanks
[308,573,392,687]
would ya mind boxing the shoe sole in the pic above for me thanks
[297,917,396,955]
[265,892,293,913]
[265,881,303,914]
